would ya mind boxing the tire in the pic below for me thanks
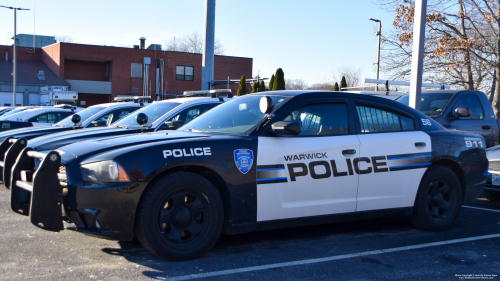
[134,171,224,261]
[410,166,462,231]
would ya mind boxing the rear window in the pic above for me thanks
[396,93,453,116]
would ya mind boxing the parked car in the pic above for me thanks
[3,95,230,189]
[0,102,145,187]
[0,105,83,131]
[9,90,487,261]
[397,90,500,148]
[483,146,500,200]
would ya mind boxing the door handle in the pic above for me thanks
[482,125,491,130]
[342,149,356,156]
[415,142,426,148]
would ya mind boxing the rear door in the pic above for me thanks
[353,100,431,211]
[256,98,360,221]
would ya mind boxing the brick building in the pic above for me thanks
[0,42,252,107]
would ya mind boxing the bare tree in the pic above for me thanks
[285,79,308,90]
[307,82,335,90]
[374,0,494,98]
[332,65,363,89]
[164,32,226,55]
[55,35,74,43]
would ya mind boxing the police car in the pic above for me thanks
[0,102,144,187]
[0,105,83,131]
[484,146,500,200]
[4,95,230,189]
[10,91,487,261]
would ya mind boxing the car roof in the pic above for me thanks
[88,102,143,108]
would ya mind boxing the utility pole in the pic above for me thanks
[1,5,30,106]
[408,0,427,111]
[369,18,381,91]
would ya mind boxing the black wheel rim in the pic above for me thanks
[425,179,456,220]
[158,191,207,244]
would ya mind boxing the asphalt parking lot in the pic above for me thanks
[0,187,499,281]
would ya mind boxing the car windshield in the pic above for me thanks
[180,95,291,135]
[396,93,454,116]
[56,106,106,127]
[113,102,181,128]
[0,108,29,119]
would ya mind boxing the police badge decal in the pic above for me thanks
[234,149,254,174]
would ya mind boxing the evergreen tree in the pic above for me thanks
[340,76,347,91]
[333,82,340,91]
[251,82,260,93]
[237,75,248,96]
[260,80,266,92]
[269,74,275,92]
[273,68,285,90]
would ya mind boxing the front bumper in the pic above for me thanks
[485,171,500,194]
[10,150,147,241]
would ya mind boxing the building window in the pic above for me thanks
[131,63,142,78]
[176,66,194,81]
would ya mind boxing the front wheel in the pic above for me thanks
[134,172,224,261]
[410,166,462,231]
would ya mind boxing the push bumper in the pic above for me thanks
[10,150,147,240]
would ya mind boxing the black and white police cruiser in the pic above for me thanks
[5,93,231,189]
[10,91,487,261]
[0,105,83,131]
[0,101,146,187]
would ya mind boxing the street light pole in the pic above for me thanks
[369,18,381,91]
[1,5,30,107]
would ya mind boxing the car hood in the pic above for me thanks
[0,125,69,143]
[58,130,210,163]
[29,126,129,150]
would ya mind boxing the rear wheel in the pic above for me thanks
[410,166,462,231]
[134,172,224,261]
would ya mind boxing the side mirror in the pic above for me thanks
[271,121,301,136]
[90,120,107,127]
[71,114,81,125]
[164,121,184,130]
[259,96,274,114]
[453,107,471,119]
[136,113,148,126]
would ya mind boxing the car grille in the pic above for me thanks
[489,160,500,172]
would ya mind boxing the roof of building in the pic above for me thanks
[0,60,71,86]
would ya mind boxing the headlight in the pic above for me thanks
[80,160,130,184]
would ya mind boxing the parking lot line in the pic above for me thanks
[463,205,500,213]
[165,233,500,281]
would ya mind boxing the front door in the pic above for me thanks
[256,100,360,221]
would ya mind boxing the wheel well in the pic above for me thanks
[143,165,231,225]
[429,160,466,198]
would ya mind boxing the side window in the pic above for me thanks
[29,114,48,123]
[452,94,484,120]
[96,108,138,126]
[356,105,415,133]
[47,112,72,123]
[169,104,219,123]
[282,103,349,136]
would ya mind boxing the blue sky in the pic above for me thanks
[0,0,397,85]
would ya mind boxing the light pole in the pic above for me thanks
[369,18,381,91]
[1,5,30,106]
